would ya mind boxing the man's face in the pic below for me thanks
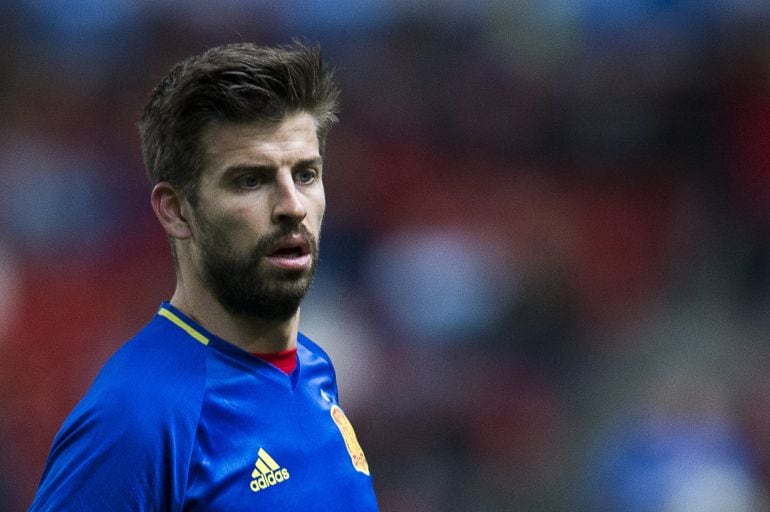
[188,113,326,321]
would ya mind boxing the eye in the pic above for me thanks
[237,174,263,189]
[295,169,318,185]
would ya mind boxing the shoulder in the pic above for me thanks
[296,331,340,400]
[297,331,333,365]
[104,315,209,382]
[62,312,211,458]
[296,331,339,380]
[68,313,210,443]
[94,315,209,414]
[31,315,210,511]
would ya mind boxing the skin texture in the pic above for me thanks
[151,112,325,353]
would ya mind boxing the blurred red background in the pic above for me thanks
[2,2,770,510]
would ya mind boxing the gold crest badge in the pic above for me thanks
[330,405,370,475]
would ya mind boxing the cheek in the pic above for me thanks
[309,193,326,229]
[230,197,273,227]
[204,209,265,249]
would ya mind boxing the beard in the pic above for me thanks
[196,217,319,323]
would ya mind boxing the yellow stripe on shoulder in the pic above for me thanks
[158,307,209,346]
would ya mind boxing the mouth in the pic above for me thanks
[268,236,310,257]
[264,236,312,271]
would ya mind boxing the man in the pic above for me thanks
[30,41,379,511]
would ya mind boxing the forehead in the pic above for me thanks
[199,113,320,176]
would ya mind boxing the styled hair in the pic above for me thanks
[139,41,340,203]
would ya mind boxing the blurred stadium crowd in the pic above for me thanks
[2,1,770,510]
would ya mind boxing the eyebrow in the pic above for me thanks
[221,157,323,177]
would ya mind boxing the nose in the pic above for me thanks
[271,172,307,224]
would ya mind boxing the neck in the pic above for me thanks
[169,282,299,354]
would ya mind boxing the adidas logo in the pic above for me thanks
[250,448,290,493]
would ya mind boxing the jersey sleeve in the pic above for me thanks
[29,322,208,512]
[29,378,198,512]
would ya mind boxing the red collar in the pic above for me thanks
[252,348,298,375]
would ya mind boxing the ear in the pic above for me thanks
[151,182,193,240]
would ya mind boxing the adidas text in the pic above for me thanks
[250,468,290,492]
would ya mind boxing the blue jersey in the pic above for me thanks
[30,303,379,511]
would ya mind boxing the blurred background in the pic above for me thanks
[2,0,770,510]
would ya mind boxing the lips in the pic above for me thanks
[267,236,309,257]
[264,235,312,271]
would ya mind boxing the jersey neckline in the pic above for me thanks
[156,302,304,389]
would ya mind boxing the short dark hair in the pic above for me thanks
[139,41,340,203]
